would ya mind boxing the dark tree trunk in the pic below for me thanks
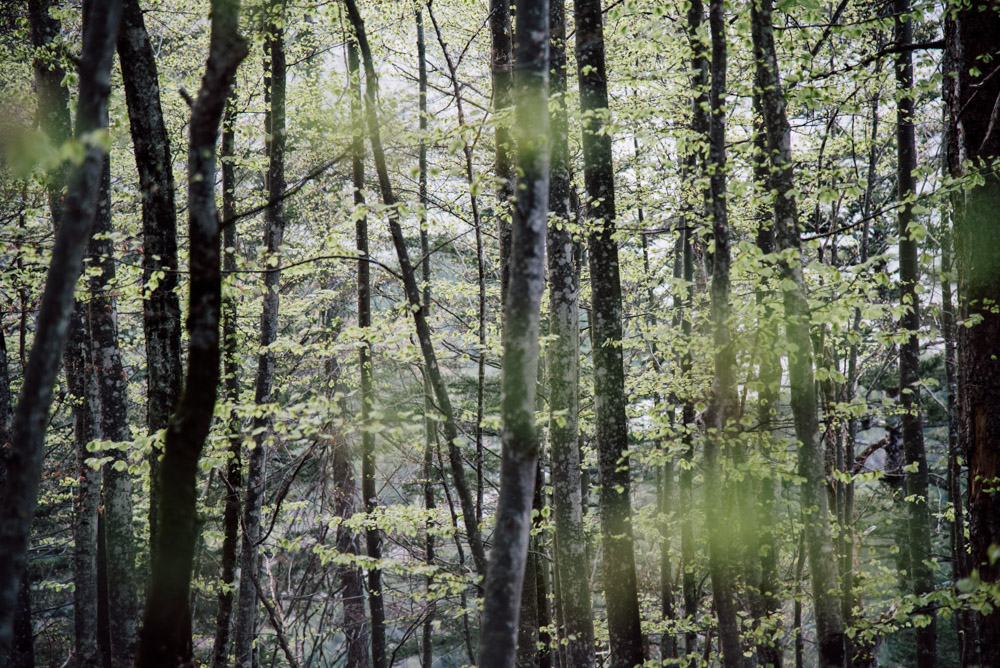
[949,5,1000,665]
[478,2,550,665]
[489,0,514,304]
[703,2,742,664]
[750,1,846,665]
[343,0,488,577]
[573,1,644,665]
[117,0,182,555]
[547,1,595,665]
[0,1,122,655]
[235,9,285,666]
[212,90,241,668]
[893,3,937,665]
[89,144,139,668]
[136,2,246,665]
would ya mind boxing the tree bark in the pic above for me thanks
[117,0,182,555]
[950,5,1000,665]
[89,141,139,668]
[547,1,595,665]
[489,0,514,304]
[750,2,846,665]
[478,2,550,665]
[136,1,246,665]
[703,2,742,664]
[343,0,489,577]
[573,1,644,665]
[0,0,122,655]
[893,2,936,665]
[212,89,241,668]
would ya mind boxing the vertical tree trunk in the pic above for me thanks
[750,2,846,665]
[137,2,246,664]
[573,1,644,665]
[703,2,742,664]
[893,3,936,665]
[117,0,182,555]
[547,1,595,665]
[478,2,550,665]
[343,0,489,577]
[212,90,242,668]
[0,1,122,655]
[235,8,285,666]
[489,0,514,304]
[346,28,388,668]
[89,140,139,668]
[949,6,1000,665]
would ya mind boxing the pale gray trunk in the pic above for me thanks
[478,1,550,664]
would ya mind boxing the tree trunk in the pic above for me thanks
[489,0,514,304]
[478,2,550,665]
[547,1,595,665]
[573,1,644,665]
[0,1,122,654]
[235,9,285,667]
[949,6,1000,665]
[893,3,937,665]
[703,2,742,664]
[212,89,241,668]
[343,0,488,577]
[137,2,246,665]
[750,2,846,665]
[117,0,182,556]
[89,142,139,668]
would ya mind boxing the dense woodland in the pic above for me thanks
[0,0,999,666]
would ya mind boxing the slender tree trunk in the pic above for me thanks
[489,0,514,304]
[345,29,388,668]
[750,2,846,665]
[0,1,122,654]
[949,6,1000,664]
[703,2,741,664]
[89,140,139,668]
[117,0,182,556]
[416,9,436,667]
[478,3,550,665]
[235,9,285,666]
[573,1,644,665]
[547,1,595,665]
[212,90,242,668]
[137,2,246,665]
[343,0,489,577]
[893,3,936,665]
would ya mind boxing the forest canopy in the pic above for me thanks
[1,0,999,666]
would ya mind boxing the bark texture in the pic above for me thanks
[750,1,846,665]
[136,1,246,664]
[478,2,550,665]
[547,1,595,665]
[117,0,182,553]
[489,0,514,304]
[0,1,122,655]
[573,0,644,665]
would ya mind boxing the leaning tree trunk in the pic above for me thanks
[0,1,122,655]
[750,1,846,666]
[136,1,246,665]
[117,0,182,556]
[950,5,1000,664]
[478,2,550,665]
[234,8,285,666]
[573,1,644,665]
[547,1,595,665]
[702,2,742,665]
[893,2,937,665]
[343,0,488,577]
